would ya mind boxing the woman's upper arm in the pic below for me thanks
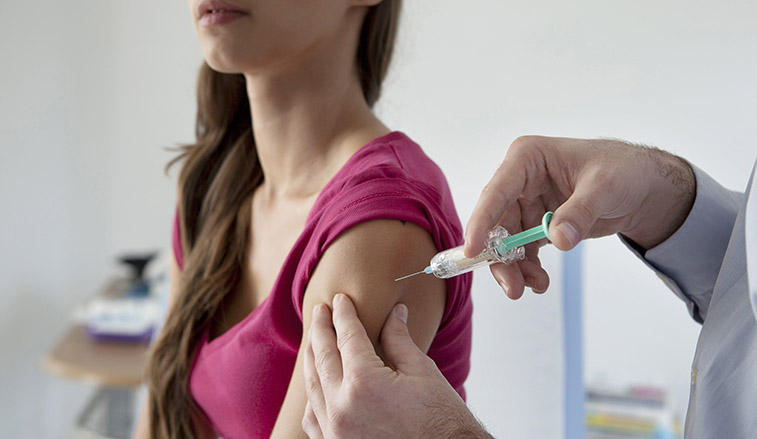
[270,219,447,438]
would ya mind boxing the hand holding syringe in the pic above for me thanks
[396,212,553,281]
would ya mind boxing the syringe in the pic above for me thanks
[395,212,553,281]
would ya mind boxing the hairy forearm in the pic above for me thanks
[447,425,495,439]
[621,146,696,249]
[422,398,495,439]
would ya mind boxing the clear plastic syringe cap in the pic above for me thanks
[488,226,525,264]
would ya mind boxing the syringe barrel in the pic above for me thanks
[428,246,496,278]
[428,226,525,279]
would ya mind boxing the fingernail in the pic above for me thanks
[534,279,548,294]
[333,294,343,306]
[312,304,325,317]
[394,303,408,323]
[556,221,579,247]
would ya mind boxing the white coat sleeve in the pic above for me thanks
[620,165,745,323]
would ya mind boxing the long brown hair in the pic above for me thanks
[147,2,402,437]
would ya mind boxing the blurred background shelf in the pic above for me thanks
[43,278,153,439]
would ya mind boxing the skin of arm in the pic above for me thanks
[270,219,447,438]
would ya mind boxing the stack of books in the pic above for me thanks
[585,385,682,439]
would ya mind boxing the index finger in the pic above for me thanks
[331,294,383,378]
[464,154,526,257]
[308,303,343,394]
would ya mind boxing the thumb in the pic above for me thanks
[380,303,429,373]
[550,176,619,250]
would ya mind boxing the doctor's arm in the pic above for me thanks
[464,135,698,299]
[621,166,745,323]
[465,134,747,320]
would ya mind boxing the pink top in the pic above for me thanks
[173,132,472,439]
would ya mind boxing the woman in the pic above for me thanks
[136,0,472,437]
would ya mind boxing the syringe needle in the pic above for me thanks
[395,270,426,282]
[394,212,554,282]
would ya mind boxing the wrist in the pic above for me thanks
[421,390,493,439]
[435,403,493,439]
[622,148,696,249]
[443,423,493,439]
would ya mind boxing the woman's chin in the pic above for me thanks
[201,46,256,75]
[205,61,244,75]
[204,56,253,75]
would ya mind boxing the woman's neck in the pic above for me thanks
[244,60,388,202]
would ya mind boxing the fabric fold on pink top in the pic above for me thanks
[173,132,472,439]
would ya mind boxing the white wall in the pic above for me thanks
[1,2,118,437]
[2,0,755,438]
[0,1,198,437]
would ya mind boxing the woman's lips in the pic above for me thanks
[199,10,247,26]
[197,0,249,27]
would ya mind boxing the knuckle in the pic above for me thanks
[328,407,349,434]
[301,414,312,434]
[305,374,321,395]
[301,409,320,438]
[344,374,377,403]
[336,329,359,351]
[479,183,508,213]
[419,356,440,375]
[510,135,549,158]
[344,376,366,398]
[590,166,615,185]
[479,181,500,197]
[571,197,598,223]
[510,135,536,153]
[386,322,408,339]
[313,350,330,372]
